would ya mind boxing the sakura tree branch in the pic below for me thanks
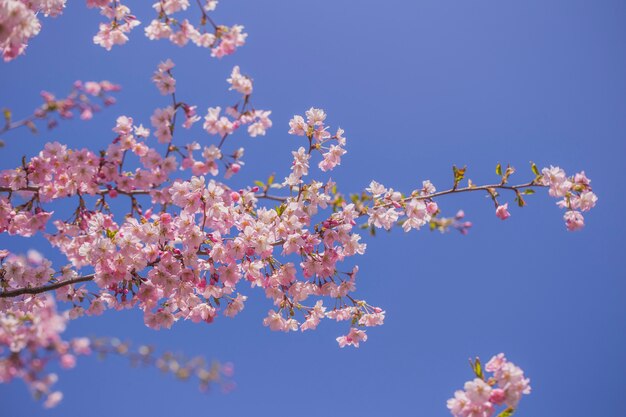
[0,81,120,142]
[0,186,152,196]
[254,192,288,202]
[194,0,219,30]
[395,180,545,206]
[0,116,36,137]
[0,274,95,298]
[0,177,536,300]
[254,180,545,209]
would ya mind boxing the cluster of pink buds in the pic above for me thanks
[447,354,531,417]
[1,80,120,141]
[38,80,120,123]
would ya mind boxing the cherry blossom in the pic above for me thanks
[447,354,531,417]
[0,0,41,61]
[0,2,599,411]
[2,0,245,61]
[495,203,511,220]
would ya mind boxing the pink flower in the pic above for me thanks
[578,191,597,212]
[336,328,367,348]
[263,310,297,332]
[0,0,41,62]
[288,115,307,136]
[485,353,506,372]
[489,388,506,405]
[60,354,76,369]
[564,210,585,231]
[224,294,247,317]
[464,378,492,403]
[426,201,439,214]
[152,59,176,95]
[227,66,253,95]
[358,312,385,327]
[495,203,510,220]
[449,354,530,416]
[447,390,470,417]
[43,391,63,409]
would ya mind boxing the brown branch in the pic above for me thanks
[195,0,218,30]
[255,180,545,209]
[361,180,545,216]
[255,193,288,202]
[0,117,36,137]
[0,180,545,298]
[408,180,543,202]
[0,274,94,298]
[0,186,152,196]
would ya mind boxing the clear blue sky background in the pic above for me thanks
[1,1,625,416]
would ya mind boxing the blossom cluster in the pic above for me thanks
[365,179,439,232]
[0,251,229,408]
[287,108,347,182]
[203,66,272,140]
[91,0,140,50]
[0,0,71,61]
[0,0,43,61]
[494,165,597,230]
[0,0,600,411]
[1,0,244,61]
[447,354,531,417]
[1,47,597,417]
[146,0,247,58]
[540,166,597,231]
[0,273,90,409]
[146,61,271,183]
[1,103,388,352]
[0,82,597,359]
[23,79,119,128]
[0,79,119,151]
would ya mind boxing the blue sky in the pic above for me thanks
[1,1,625,416]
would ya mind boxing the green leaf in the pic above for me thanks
[275,204,286,217]
[496,163,502,176]
[452,165,467,189]
[2,108,11,125]
[496,408,515,417]
[531,161,540,176]
[254,180,265,188]
[523,189,535,195]
[470,357,484,380]
[267,174,275,186]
